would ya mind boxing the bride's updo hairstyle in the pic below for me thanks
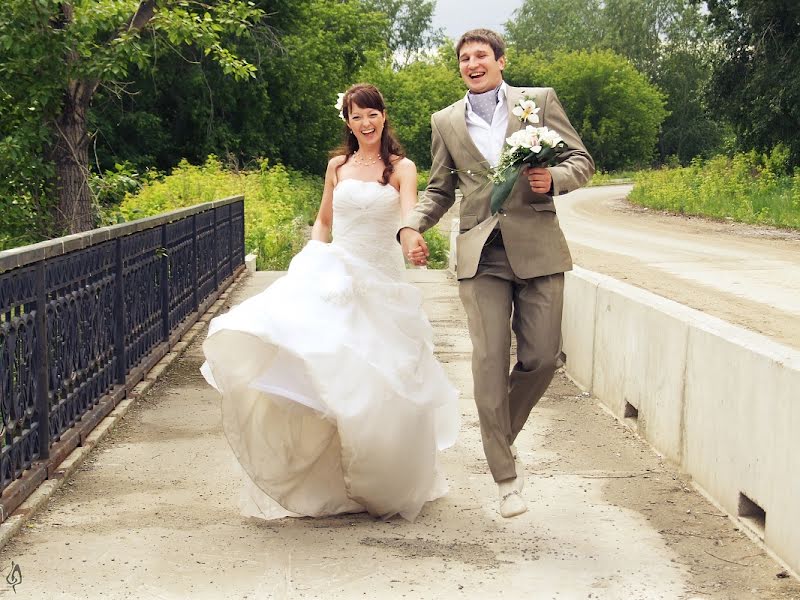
[333,83,405,185]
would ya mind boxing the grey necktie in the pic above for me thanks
[468,85,501,125]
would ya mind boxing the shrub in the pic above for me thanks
[117,156,323,270]
[422,227,449,270]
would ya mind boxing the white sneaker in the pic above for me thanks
[499,491,527,518]
[498,480,527,518]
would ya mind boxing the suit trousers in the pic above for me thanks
[458,232,565,482]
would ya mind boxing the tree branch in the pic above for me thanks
[128,1,157,32]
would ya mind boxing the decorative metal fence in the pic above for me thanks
[0,196,244,517]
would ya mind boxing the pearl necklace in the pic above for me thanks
[353,151,382,166]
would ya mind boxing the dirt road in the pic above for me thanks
[557,184,800,349]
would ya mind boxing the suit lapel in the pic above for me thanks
[447,98,493,168]
[504,86,525,140]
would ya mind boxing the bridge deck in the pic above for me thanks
[0,271,796,599]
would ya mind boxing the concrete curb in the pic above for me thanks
[0,270,249,551]
[561,265,800,579]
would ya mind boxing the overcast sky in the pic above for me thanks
[430,0,524,41]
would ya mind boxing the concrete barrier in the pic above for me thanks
[562,266,800,576]
[245,252,257,274]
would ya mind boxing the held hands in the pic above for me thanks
[525,166,553,195]
[400,228,429,266]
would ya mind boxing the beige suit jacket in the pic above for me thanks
[403,85,595,280]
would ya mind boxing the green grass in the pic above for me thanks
[587,170,639,186]
[629,151,800,229]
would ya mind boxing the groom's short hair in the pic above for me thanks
[455,29,506,60]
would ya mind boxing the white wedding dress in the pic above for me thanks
[201,179,460,522]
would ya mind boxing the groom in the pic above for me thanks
[399,29,594,517]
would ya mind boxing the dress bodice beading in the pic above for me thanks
[331,179,405,279]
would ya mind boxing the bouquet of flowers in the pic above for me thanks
[489,125,566,214]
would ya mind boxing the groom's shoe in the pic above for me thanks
[498,479,527,518]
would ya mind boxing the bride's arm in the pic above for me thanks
[395,158,429,265]
[395,158,419,218]
[312,157,344,242]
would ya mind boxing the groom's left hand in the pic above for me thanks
[525,167,553,195]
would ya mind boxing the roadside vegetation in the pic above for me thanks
[2,0,797,258]
[111,157,450,270]
[630,148,800,229]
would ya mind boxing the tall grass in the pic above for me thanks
[115,156,323,270]
[630,150,800,229]
[116,156,450,270]
[588,170,639,186]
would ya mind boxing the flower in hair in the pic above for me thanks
[335,92,346,121]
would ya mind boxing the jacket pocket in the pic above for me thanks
[459,214,479,231]
[530,200,556,213]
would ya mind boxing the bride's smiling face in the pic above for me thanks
[347,102,385,148]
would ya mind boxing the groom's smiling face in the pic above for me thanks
[458,41,505,94]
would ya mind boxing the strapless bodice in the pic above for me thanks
[331,179,405,279]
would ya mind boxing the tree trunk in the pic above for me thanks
[53,89,93,235]
[48,1,156,236]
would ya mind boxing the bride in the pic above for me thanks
[201,83,460,522]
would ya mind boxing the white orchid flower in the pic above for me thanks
[335,92,345,121]
[506,127,535,149]
[537,126,558,146]
[512,98,540,124]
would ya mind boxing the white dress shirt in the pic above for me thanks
[464,82,509,168]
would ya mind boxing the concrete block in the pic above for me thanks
[245,252,257,274]
[145,362,168,381]
[683,318,800,574]
[131,379,153,398]
[110,398,135,419]
[562,267,603,392]
[593,277,690,463]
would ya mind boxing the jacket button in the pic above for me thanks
[498,208,506,215]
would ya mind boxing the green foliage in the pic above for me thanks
[0,0,265,236]
[508,50,667,171]
[90,0,445,178]
[653,47,727,164]
[422,227,449,270]
[90,163,147,209]
[358,54,463,168]
[368,0,443,67]
[416,169,430,191]
[116,157,323,270]
[505,0,724,164]
[704,0,800,167]
[261,0,388,174]
[115,156,451,270]
[505,0,604,55]
[587,170,639,186]
[629,149,800,228]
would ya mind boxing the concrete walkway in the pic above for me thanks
[0,271,797,600]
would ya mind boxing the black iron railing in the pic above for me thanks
[0,196,245,515]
